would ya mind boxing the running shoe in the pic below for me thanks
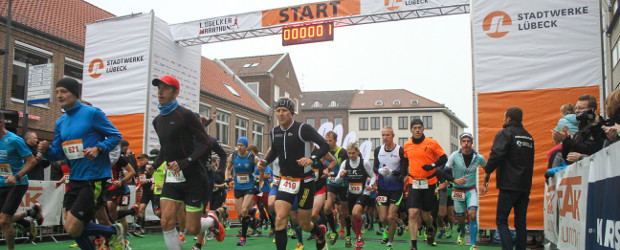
[354,236,365,250]
[295,242,304,250]
[376,227,384,235]
[315,225,327,250]
[27,218,38,241]
[345,236,352,248]
[457,234,465,246]
[130,204,139,216]
[470,245,479,250]
[237,236,246,246]
[133,229,145,238]
[289,228,296,239]
[30,203,44,225]
[437,228,446,239]
[397,225,404,236]
[179,234,186,243]
[208,211,226,242]
[108,223,126,250]
[273,238,276,244]
[68,242,78,248]
[386,243,394,250]
[380,238,388,244]
[445,226,453,238]
[192,246,202,250]
[382,227,389,243]
[339,229,345,238]
[328,232,338,245]
[426,227,437,246]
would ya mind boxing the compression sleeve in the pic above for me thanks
[179,111,210,170]
[300,124,329,159]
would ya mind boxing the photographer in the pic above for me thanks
[602,90,620,146]
[554,94,606,164]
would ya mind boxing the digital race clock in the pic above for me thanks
[282,21,334,46]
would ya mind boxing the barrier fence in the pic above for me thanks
[544,141,620,249]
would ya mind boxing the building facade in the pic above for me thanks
[298,90,356,134]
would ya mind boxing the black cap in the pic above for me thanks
[120,140,129,147]
[138,154,149,159]
[56,78,81,99]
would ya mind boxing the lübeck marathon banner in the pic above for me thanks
[471,0,601,230]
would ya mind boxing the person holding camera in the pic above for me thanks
[552,94,605,164]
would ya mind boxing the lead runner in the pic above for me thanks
[258,97,330,250]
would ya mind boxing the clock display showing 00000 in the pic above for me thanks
[282,21,333,46]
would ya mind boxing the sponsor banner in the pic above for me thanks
[472,0,601,93]
[83,13,151,116]
[146,16,201,154]
[545,176,559,244]
[585,142,620,249]
[170,12,262,41]
[360,0,468,14]
[555,157,589,250]
[16,181,64,227]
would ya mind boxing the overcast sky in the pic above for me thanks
[84,0,474,130]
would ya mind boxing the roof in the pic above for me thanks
[220,53,287,76]
[301,90,356,110]
[200,57,269,115]
[349,89,444,110]
[0,0,115,45]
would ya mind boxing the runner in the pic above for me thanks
[39,78,125,250]
[374,126,408,250]
[249,145,272,237]
[0,111,42,250]
[224,137,262,246]
[151,75,224,250]
[322,131,350,246]
[443,133,487,250]
[105,151,136,236]
[135,153,152,236]
[333,142,376,250]
[258,97,329,250]
[403,118,448,249]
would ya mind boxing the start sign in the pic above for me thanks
[282,21,333,46]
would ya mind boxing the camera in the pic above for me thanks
[576,109,596,123]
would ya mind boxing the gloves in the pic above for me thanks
[378,167,392,176]
[422,164,435,171]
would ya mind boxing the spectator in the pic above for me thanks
[552,94,605,164]
[554,104,579,135]
[603,90,620,145]
[24,132,50,180]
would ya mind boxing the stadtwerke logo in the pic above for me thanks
[482,11,512,38]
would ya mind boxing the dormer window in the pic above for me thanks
[329,101,337,107]
[375,100,384,106]
[393,99,401,105]
[411,99,419,105]
[312,101,321,108]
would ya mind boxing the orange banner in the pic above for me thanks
[477,86,599,230]
[262,0,360,27]
[108,113,145,157]
[224,189,239,220]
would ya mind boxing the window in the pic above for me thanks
[411,99,419,105]
[312,101,321,108]
[410,116,421,122]
[375,100,383,106]
[423,116,433,129]
[334,117,342,126]
[451,143,459,153]
[359,138,368,144]
[306,118,315,128]
[235,116,248,141]
[274,85,280,102]
[398,137,408,146]
[252,121,264,152]
[320,118,328,126]
[247,82,259,95]
[294,98,299,114]
[216,111,230,146]
[382,117,392,127]
[398,116,408,130]
[393,99,400,105]
[359,117,368,130]
[451,122,458,138]
[199,103,211,133]
[371,138,381,149]
[329,101,337,107]
[223,83,241,97]
[284,91,290,98]
[371,117,380,130]
[243,62,259,68]
[12,43,52,100]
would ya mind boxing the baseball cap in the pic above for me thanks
[137,154,149,159]
[152,75,180,90]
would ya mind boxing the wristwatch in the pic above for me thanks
[96,145,103,153]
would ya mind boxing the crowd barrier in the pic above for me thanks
[544,141,620,249]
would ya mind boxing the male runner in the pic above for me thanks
[39,78,125,249]
[151,76,224,250]
[374,126,408,250]
[403,118,448,249]
[444,133,487,250]
[258,97,329,250]
[323,131,350,246]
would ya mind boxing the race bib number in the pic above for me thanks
[0,164,12,176]
[411,179,428,189]
[278,176,301,194]
[237,174,250,184]
[121,195,130,206]
[313,169,320,180]
[273,176,280,186]
[348,183,363,195]
[328,176,336,183]
[165,168,186,183]
[62,139,84,160]
[155,184,163,193]
[452,190,466,201]
[376,196,388,203]
[64,174,70,184]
